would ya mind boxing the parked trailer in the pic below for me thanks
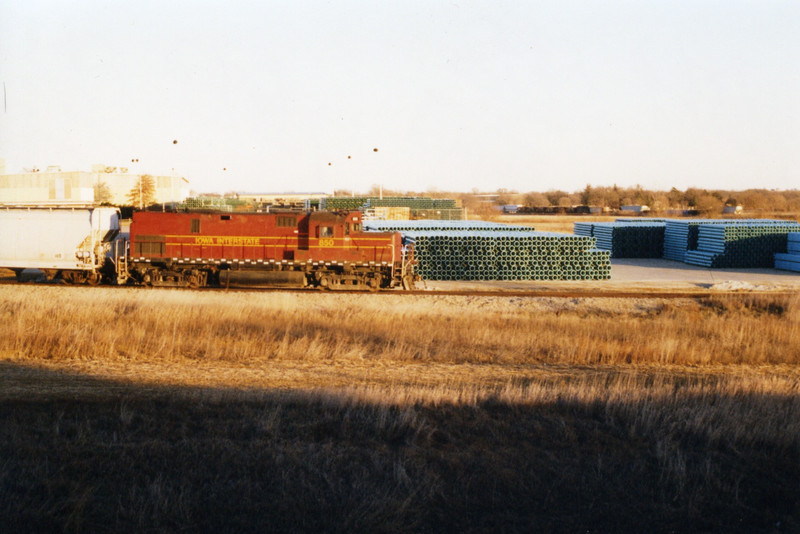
[0,206,119,283]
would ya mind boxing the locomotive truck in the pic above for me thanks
[0,206,416,290]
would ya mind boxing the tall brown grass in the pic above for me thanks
[1,286,798,371]
[2,286,799,532]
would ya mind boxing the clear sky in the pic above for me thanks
[1,1,798,195]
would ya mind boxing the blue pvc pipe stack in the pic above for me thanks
[774,233,800,272]
[661,219,790,262]
[573,222,665,258]
[573,222,594,237]
[683,222,800,268]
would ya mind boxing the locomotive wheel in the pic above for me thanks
[368,277,380,292]
[318,275,331,289]
[187,274,200,289]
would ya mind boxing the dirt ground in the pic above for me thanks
[422,258,800,293]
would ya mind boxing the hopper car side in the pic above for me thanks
[0,206,119,284]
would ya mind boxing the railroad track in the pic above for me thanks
[1,277,794,299]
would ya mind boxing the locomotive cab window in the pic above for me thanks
[352,223,362,233]
[318,226,334,238]
[190,219,200,233]
[277,216,296,227]
[345,223,350,236]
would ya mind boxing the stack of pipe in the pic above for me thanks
[661,219,790,262]
[400,230,610,281]
[573,222,665,258]
[370,198,457,209]
[684,222,800,268]
[323,196,457,210]
[409,208,464,220]
[615,218,668,223]
[774,233,800,272]
[322,197,465,220]
[573,222,594,237]
[365,220,535,232]
[321,197,372,210]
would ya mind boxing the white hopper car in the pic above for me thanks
[0,206,120,284]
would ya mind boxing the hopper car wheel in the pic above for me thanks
[86,272,101,286]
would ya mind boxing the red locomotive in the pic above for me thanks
[117,210,416,290]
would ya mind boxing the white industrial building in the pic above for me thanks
[0,159,190,205]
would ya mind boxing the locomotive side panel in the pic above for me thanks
[130,212,300,263]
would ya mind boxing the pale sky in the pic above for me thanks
[1,1,798,195]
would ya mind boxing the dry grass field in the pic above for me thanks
[1,285,799,532]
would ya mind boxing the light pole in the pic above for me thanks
[373,148,381,199]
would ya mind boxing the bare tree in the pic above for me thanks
[127,175,156,208]
[93,181,113,205]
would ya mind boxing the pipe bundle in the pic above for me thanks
[365,220,536,232]
[323,196,458,211]
[683,222,800,268]
[661,219,790,262]
[573,222,665,258]
[774,233,800,272]
[400,230,610,281]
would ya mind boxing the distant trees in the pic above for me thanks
[506,185,800,214]
[523,192,549,207]
[127,175,156,208]
[373,185,800,216]
[93,181,113,205]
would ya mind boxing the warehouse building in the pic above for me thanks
[0,160,190,205]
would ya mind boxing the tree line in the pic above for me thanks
[460,185,800,214]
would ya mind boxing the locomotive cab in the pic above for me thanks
[301,211,363,261]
